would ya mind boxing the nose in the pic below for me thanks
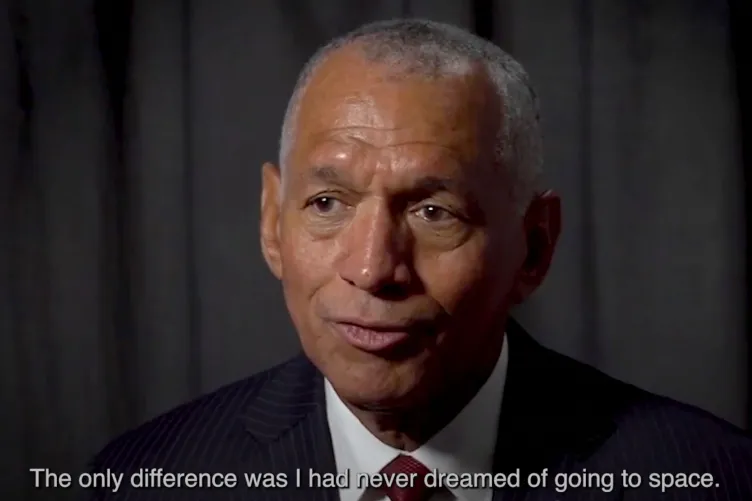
[337,203,411,294]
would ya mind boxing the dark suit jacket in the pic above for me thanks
[87,320,752,500]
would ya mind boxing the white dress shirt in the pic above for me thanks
[325,335,509,501]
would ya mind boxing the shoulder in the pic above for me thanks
[555,348,752,470]
[603,387,752,497]
[613,388,752,465]
[90,355,312,473]
[571,362,752,498]
[518,326,752,465]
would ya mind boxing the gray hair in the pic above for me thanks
[279,19,543,212]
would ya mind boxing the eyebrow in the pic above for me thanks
[307,165,464,195]
[308,165,347,185]
[411,176,459,195]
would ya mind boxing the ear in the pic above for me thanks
[260,162,283,280]
[509,190,561,305]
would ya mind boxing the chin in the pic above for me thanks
[336,384,424,413]
[323,348,434,410]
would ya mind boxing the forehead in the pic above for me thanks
[290,46,501,170]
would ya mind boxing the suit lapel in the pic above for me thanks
[239,355,339,501]
[491,319,617,501]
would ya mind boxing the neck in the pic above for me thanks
[345,328,505,452]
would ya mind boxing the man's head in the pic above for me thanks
[260,19,560,414]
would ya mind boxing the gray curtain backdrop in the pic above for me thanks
[1,0,749,500]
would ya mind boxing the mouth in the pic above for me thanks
[329,321,424,354]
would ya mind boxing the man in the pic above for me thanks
[87,19,752,501]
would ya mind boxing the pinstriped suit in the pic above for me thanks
[86,319,752,500]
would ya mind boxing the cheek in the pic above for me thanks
[279,230,344,348]
[417,238,515,314]
[280,229,337,291]
[279,238,332,358]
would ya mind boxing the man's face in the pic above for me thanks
[261,47,558,410]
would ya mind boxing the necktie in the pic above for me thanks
[379,454,436,501]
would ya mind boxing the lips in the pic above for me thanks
[330,322,416,353]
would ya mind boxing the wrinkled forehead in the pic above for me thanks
[289,46,502,169]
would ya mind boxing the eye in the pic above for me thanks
[415,204,453,222]
[306,195,345,214]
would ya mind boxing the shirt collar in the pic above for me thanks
[326,334,509,501]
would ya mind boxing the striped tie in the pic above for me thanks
[378,454,437,501]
